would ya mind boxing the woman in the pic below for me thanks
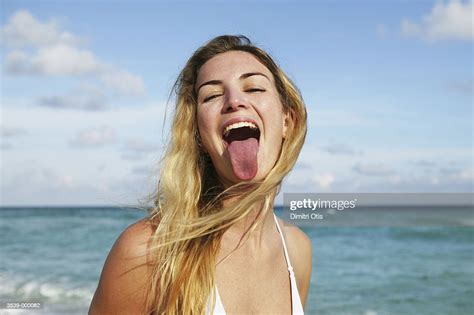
[89,35,312,315]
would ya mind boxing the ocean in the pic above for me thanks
[0,206,473,315]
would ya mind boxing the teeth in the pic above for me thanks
[223,121,258,137]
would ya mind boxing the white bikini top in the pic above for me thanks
[206,213,305,314]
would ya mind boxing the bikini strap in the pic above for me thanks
[273,213,295,275]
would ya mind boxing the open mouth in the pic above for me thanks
[221,121,261,180]
[222,122,261,147]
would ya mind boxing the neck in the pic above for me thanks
[221,189,277,250]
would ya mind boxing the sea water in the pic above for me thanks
[0,206,472,315]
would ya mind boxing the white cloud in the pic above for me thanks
[38,84,107,110]
[71,126,116,147]
[314,173,335,188]
[4,50,31,73]
[5,44,145,94]
[124,139,160,153]
[439,166,474,181]
[284,158,336,191]
[0,166,130,206]
[353,163,395,176]
[321,143,358,155]
[120,139,161,161]
[99,68,146,96]
[0,143,13,150]
[2,99,167,131]
[0,127,27,150]
[401,0,473,42]
[0,10,80,48]
[31,44,100,75]
[0,100,167,206]
[5,43,100,76]
[131,165,152,175]
[1,10,145,106]
[409,159,437,167]
[38,94,106,110]
[1,126,27,137]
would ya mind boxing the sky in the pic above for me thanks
[0,0,472,206]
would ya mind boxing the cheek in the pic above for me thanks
[265,121,284,152]
[197,107,219,151]
[197,106,212,131]
[257,100,285,140]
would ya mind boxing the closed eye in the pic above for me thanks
[203,94,222,103]
[203,88,265,103]
[246,88,266,93]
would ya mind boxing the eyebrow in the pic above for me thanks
[196,72,270,94]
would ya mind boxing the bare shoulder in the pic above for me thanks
[276,217,313,307]
[89,217,156,315]
[278,218,312,272]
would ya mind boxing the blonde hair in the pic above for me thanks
[143,35,307,315]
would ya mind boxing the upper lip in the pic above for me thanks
[220,117,260,137]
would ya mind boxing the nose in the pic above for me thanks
[223,89,249,113]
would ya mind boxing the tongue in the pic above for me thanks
[227,138,259,180]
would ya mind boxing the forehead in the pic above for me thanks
[196,51,273,86]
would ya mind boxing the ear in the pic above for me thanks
[282,111,290,139]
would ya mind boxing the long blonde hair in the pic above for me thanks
[143,35,307,315]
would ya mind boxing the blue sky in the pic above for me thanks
[0,0,472,206]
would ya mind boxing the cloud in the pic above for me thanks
[70,126,116,147]
[121,139,161,160]
[314,173,335,188]
[438,167,473,183]
[353,163,395,176]
[0,10,81,48]
[5,46,144,95]
[6,44,101,76]
[131,166,150,175]
[2,100,167,133]
[125,139,160,153]
[38,84,107,110]
[1,126,27,150]
[321,143,358,155]
[283,172,336,194]
[1,10,145,109]
[99,69,145,96]
[4,50,32,73]
[38,94,106,110]
[0,166,124,206]
[1,126,27,137]
[446,80,474,95]
[1,101,167,206]
[351,166,473,192]
[97,164,106,172]
[293,162,313,170]
[1,143,13,150]
[401,0,473,42]
[284,160,336,191]
[409,159,437,167]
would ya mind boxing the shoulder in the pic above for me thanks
[89,217,156,315]
[278,218,312,274]
[276,217,313,307]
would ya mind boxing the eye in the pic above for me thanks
[203,94,222,103]
[246,88,266,93]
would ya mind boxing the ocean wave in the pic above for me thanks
[1,273,93,307]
